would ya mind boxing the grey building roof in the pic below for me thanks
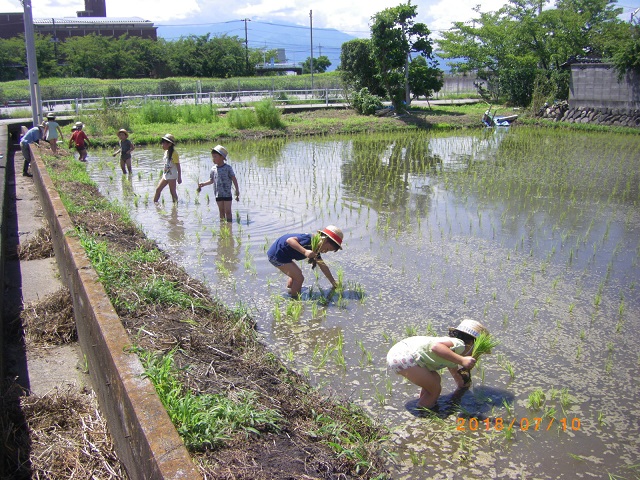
[33,17,154,26]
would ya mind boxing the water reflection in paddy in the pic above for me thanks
[87,127,640,479]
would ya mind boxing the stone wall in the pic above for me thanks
[536,100,640,128]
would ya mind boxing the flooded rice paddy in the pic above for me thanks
[87,127,640,479]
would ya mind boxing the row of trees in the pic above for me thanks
[3,0,638,110]
[340,0,640,109]
[0,33,330,82]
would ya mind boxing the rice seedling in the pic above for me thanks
[527,388,546,410]
[560,388,572,413]
[285,300,303,321]
[405,325,419,337]
[503,359,516,379]
[285,348,294,362]
[272,300,282,322]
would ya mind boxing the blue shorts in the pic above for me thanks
[268,255,288,267]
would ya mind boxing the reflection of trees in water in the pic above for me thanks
[215,224,241,273]
[341,136,442,227]
[224,137,288,168]
[340,132,512,234]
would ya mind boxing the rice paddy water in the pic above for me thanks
[86,127,640,479]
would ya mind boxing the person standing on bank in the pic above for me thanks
[112,129,135,174]
[43,113,64,154]
[197,145,239,222]
[154,134,181,203]
[19,123,44,177]
[267,225,343,297]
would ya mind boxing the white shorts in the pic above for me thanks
[387,341,418,374]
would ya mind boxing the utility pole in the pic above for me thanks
[52,18,59,64]
[309,10,314,90]
[22,0,42,125]
[243,18,251,74]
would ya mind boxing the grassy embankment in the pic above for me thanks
[63,100,489,148]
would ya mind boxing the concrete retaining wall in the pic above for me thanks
[432,73,478,98]
[25,137,201,479]
[0,127,7,382]
[569,63,640,110]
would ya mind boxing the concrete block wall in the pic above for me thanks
[569,63,640,110]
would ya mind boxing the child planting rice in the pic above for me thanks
[387,319,493,410]
[267,225,343,298]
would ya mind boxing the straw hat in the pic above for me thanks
[212,144,228,159]
[46,112,56,119]
[117,128,129,137]
[161,133,176,145]
[318,225,343,250]
[452,319,487,338]
[75,121,84,129]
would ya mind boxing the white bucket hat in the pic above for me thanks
[212,145,228,159]
[453,318,487,338]
[161,133,176,145]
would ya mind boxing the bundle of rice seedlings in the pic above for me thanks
[308,232,323,268]
[310,232,323,253]
[458,332,500,386]
[471,332,500,360]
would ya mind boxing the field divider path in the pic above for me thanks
[29,140,201,480]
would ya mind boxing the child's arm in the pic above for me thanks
[448,367,470,388]
[198,179,214,188]
[112,148,121,157]
[57,125,64,137]
[232,175,240,200]
[176,162,182,184]
[431,340,476,370]
[315,260,338,289]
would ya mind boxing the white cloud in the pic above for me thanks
[3,0,639,36]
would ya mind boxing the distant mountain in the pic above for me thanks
[157,20,358,72]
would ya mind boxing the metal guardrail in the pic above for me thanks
[2,88,348,117]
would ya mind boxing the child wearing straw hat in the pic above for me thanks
[112,128,135,174]
[154,134,182,203]
[43,113,64,154]
[267,225,343,297]
[387,319,488,410]
[197,145,240,222]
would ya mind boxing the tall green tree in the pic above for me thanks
[370,1,438,111]
[437,0,626,106]
[339,38,385,97]
[408,56,444,101]
[60,34,116,78]
[0,36,26,82]
[302,55,331,74]
[164,34,249,78]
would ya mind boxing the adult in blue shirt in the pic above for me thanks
[19,123,44,177]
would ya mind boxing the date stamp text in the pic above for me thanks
[456,417,581,432]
